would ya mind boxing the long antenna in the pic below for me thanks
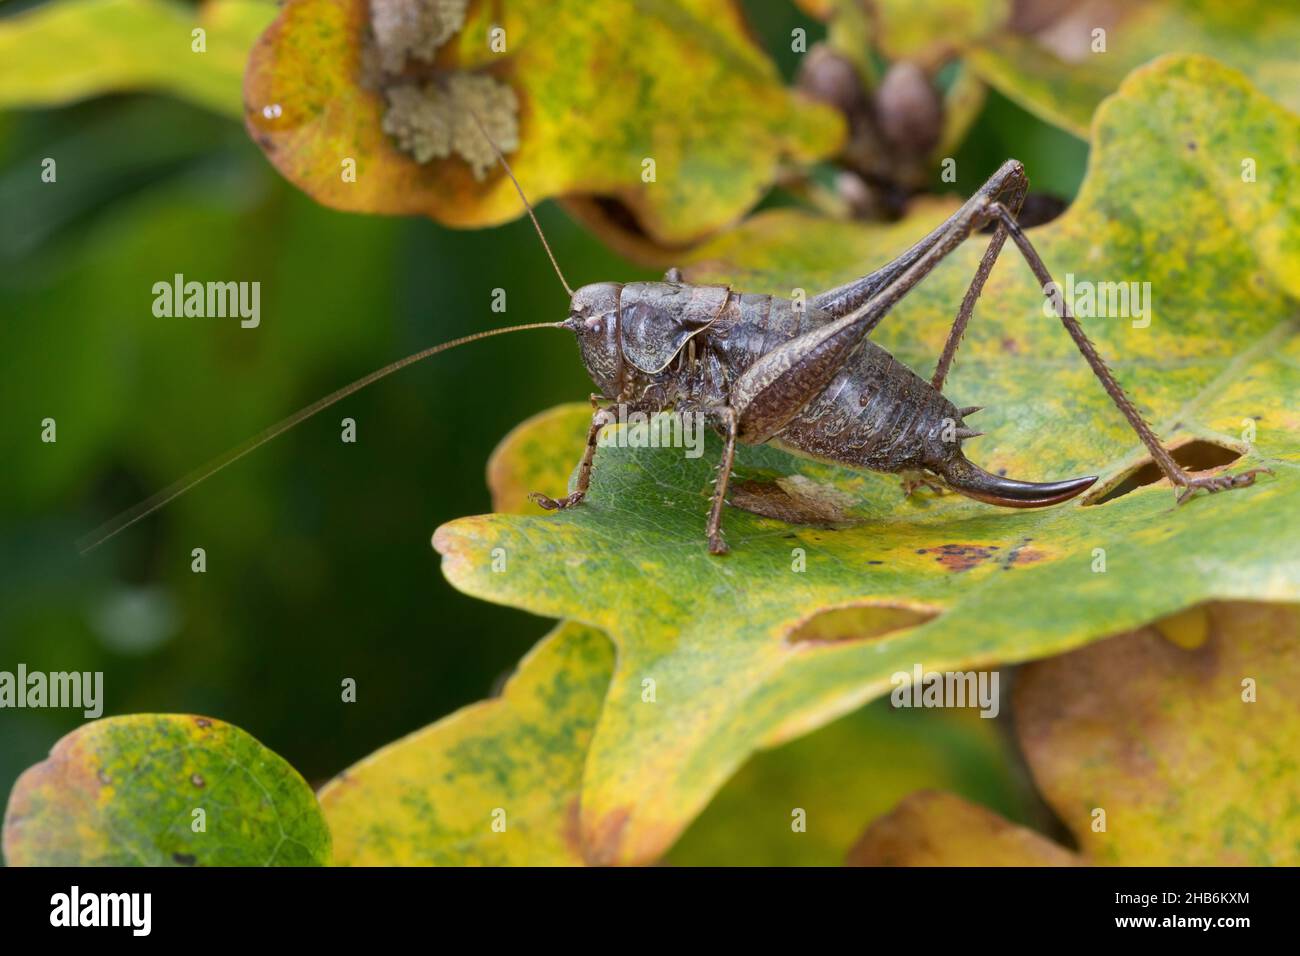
[78,321,564,554]
[468,110,574,297]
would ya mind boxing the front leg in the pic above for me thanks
[704,406,738,555]
[529,401,616,511]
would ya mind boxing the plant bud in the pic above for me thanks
[874,62,942,157]
[795,44,869,119]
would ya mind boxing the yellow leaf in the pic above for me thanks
[243,0,844,243]
[850,602,1300,865]
[846,790,1080,866]
[319,623,612,865]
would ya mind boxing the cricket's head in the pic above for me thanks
[563,282,625,396]
[562,280,731,397]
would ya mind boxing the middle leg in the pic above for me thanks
[704,406,739,555]
[931,169,1028,391]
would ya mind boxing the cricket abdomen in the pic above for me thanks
[695,294,965,473]
[771,337,963,474]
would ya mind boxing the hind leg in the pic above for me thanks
[930,168,1028,391]
[986,202,1271,503]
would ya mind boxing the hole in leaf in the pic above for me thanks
[1083,438,1244,506]
[787,603,939,645]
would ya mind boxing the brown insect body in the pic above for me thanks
[565,271,1091,525]
[80,158,1268,557]
[571,280,967,473]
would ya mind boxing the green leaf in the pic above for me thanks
[433,56,1300,864]
[849,602,1300,865]
[2,714,329,866]
[967,0,1300,137]
[319,623,613,865]
[0,0,275,118]
[242,0,843,242]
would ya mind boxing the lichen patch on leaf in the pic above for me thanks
[244,0,843,239]
[369,0,468,72]
[381,73,519,177]
[363,0,518,179]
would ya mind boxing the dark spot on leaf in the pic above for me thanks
[916,543,998,572]
[999,538,1046,569]
[191,773,205,788]
[581,807,632,866]
[172,852,197,866]
[562,797,584,860]
[194,717,212,729]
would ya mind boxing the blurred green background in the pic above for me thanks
[0,0,1085,839]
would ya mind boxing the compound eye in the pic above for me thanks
[584,315,604,335]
